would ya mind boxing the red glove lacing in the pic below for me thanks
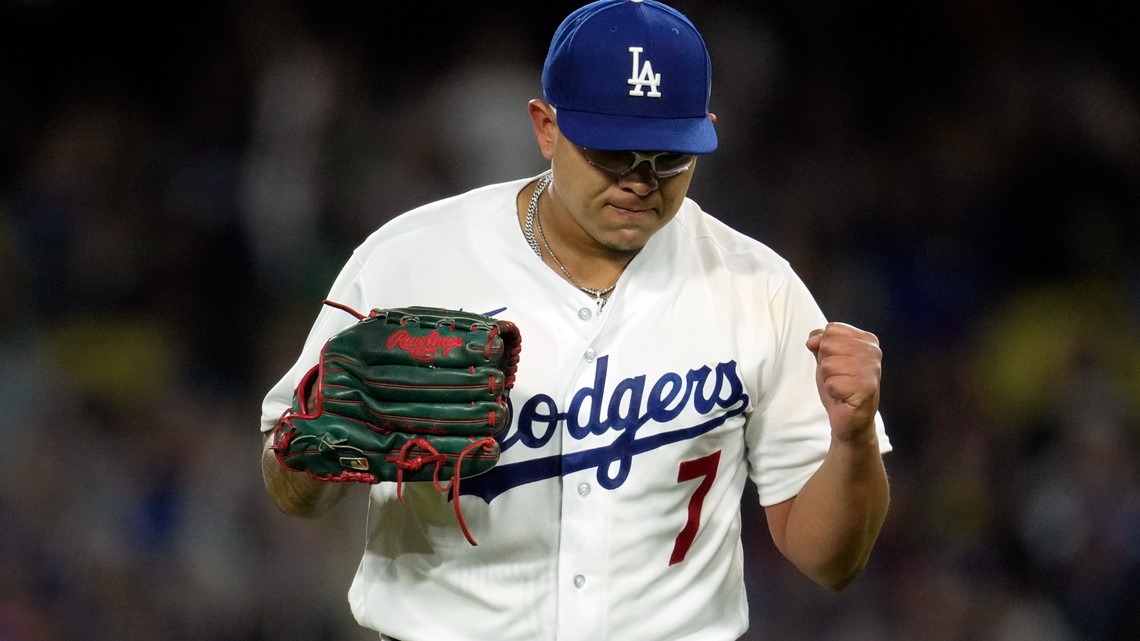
[386,436,498,546]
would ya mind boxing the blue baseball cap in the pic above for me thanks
[542,0,717,154]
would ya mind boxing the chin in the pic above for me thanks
[602,235,651,255]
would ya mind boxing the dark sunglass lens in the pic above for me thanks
[655,153,692,173]
[591,149,636,173]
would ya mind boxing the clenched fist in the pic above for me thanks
[805,322,882,443]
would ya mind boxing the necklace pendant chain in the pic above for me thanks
[524,172,618,308]
[523,173,550,259]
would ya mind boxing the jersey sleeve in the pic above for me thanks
[743,266,891,506]
[258,252,370,433]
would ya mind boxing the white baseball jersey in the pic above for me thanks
[260,174,892,641]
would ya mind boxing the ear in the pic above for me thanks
[528,99,558,160]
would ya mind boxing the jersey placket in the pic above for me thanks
[555,300,611,640]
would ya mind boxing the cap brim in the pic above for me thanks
[556,109,718,154]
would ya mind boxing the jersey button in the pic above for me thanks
[584,348,597,363]
[577,482,591,497]
[577,307,592,320]
[573,574,586,588]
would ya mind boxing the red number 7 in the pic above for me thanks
[669,450,721,566]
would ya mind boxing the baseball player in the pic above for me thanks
[260,1,892,640]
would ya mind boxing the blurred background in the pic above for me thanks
[1,0,1138,639]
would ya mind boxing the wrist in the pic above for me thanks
[831,422,880,450]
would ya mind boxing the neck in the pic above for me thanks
[524,172,633,289]
[524,174,631,296]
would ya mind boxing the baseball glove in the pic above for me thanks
[271,301,522,544]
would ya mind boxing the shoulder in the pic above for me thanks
[351,176,533,258]
[668,197,796,285]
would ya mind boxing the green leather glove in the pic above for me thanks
[271,303,522,543]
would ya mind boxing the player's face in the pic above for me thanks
[547,123,698,256]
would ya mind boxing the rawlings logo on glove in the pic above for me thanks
[386,329,465,360]
[271,302,522,545]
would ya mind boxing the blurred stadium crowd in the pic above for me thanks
[1,1,1138,640]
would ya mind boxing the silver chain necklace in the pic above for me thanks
[524,172,617,306]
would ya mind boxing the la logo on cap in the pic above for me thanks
[627,47,662,98]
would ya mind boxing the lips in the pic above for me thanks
[609,201,655,215]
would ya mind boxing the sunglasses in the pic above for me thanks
[575,145,696,179]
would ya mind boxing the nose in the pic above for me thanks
[618,162,659,194]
